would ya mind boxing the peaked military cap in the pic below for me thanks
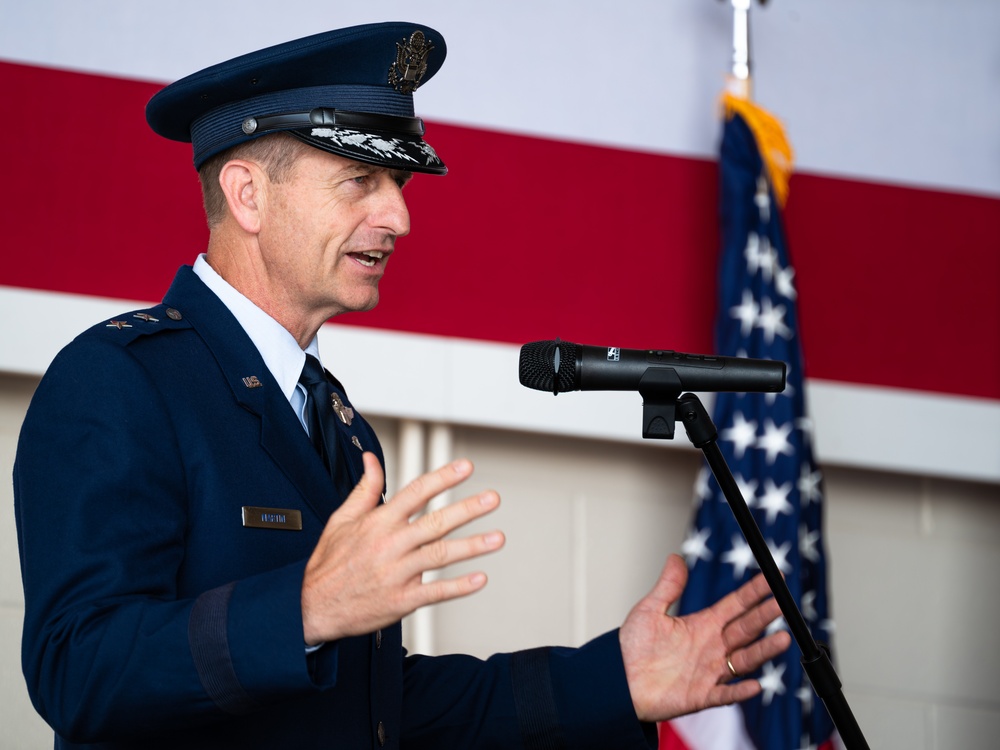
[145,22,447,174]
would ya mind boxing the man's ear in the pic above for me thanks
[218,159,267,234]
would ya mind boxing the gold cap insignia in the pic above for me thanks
[388,31,433,94]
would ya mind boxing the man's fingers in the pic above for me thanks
[407,570,491,609]
[334,452,386,519]
[405,527,506,578]
[387,458,475,518]
[712,571,776,626]
[407,489,501,545]
[725,595,784,651]
[729,629,792,675]
[709,678,764,707]
[643,554,688,613]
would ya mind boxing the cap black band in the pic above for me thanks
[242,108,425,137]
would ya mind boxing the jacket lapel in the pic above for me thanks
[162,266,342,522]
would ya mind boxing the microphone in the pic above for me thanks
[518,339,786,395]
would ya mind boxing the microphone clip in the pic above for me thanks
[638,368,684,439]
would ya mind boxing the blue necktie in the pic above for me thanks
[299,354,352,499]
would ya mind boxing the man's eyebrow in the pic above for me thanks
[340,164,379,178]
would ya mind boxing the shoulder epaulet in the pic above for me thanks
[79,303,191,346]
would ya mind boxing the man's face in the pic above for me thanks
[256,147,412,320]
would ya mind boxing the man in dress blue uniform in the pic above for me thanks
[14,22,790,749]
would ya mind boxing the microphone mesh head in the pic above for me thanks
[518,340,579,393]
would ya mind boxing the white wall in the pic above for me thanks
[4,373,997,748]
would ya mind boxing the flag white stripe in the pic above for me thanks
[2,0,998,197]
[4,286,997,483]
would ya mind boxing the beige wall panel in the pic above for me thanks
[0,376,37,605]
[847,691,930,750]
[933,703,1000,749]
[0,605,51,747]
[825,468,1000,707]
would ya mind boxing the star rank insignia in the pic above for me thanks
[106,320,132,330]
[133,313,159,323]
[388,30,433,94]
[331,394,354,425]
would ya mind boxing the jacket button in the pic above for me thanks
[376,629,382,649]
[377,720,386,746]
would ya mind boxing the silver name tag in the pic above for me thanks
[242,506,303,531]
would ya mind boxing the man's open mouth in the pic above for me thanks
[352,250,385,268]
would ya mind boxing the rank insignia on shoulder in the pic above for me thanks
[133,313,159,323]
[106,320,132,330]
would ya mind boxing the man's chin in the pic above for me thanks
[333,292,380,318]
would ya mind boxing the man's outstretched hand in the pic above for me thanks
[301,453,505,646]
[619,554,792,722]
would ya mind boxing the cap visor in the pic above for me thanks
[289,127,446,175]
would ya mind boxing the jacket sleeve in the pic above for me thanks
[13,336,335,743]
[401,631,657,749]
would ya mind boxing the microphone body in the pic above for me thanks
[519,340,786,395]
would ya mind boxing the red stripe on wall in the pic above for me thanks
[3,61,998,400]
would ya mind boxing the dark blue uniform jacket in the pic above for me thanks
[14,266,656,749]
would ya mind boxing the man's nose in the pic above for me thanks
[374,180,410,238]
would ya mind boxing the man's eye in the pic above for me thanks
[353,175,368,185]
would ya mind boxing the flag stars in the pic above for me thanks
[765,616,788,637]
[767,539,793,574]
[775,264,797,300]
[758,661,787,705]
[744,233,778,283]
[721,535,758,579]
[796,683,815,714]
[758,478,794,523]
[733,473,759,506]
[730,289,760,337]
[721,411,758,459]
[755,296,792,343]
[798,465,823,505]
[801,589,818,620]
[693,467,712,508]
[681,527,713,566]
[800,523,821,563]
[754,175,771,222]
[756,419,794,464]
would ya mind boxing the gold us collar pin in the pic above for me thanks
[331,394,354,425]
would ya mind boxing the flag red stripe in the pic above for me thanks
[3,61,998,400]
[658,722,693,749]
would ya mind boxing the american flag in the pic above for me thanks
[662,94,837,750]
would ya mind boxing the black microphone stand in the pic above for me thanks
[640,386,870,750]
